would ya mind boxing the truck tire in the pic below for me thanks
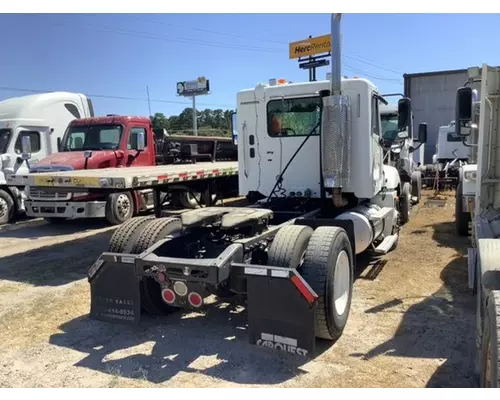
[0,189,15,225]
[178,191,202,209]
[105,192,134,226]
[300,226,354,341]
[108,216,155,253]
[132,217,182,254]
[456,182,470,236]
[268,225,314,269]
[129,217,183,316]
[411,171,422,204]
[480,290,500,387]
[400,182,411,225]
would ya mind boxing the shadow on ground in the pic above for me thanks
[352,221,476,388]
[0,231,114,286]
[47,252,376,386]
[49,298,333,385]
[0,219,109,240]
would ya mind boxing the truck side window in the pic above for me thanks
[267,97,321,137]
[128,127,148,150]
[14,131,41,154]
[65,103,81,119]
[371,96,381,137]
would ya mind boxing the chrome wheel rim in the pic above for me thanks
[334,250,350,316]
[116,194,131,218]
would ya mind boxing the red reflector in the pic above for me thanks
[179,173,188,178]
[188,292,202,308]
[162,289,175,304]
[290,275,317,305]
[196,170,205,176]
[158,175,168,181]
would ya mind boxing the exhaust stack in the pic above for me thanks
[321,13,351,195]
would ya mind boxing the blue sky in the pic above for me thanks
[1,13,500,118]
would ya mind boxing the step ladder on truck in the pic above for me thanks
[455,64,500,387]
[16,13,431,357]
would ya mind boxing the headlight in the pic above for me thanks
[464,171,477,180]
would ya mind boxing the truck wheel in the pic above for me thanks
[105,192,134,225]
[480,290,500,387]
[456,182,470,236]
[300,226,354,341]
[400,182,411,225]
[268,225,314,269]
[0,189,15,225]
[132,217,182,254]
[178,191,202,209]
[411,171,422,204]
[108,216,155,253]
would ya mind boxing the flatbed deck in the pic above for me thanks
[16,161,238,190]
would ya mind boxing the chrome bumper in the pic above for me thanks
[25,200,106,219]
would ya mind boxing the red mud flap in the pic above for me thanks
[235,263,319,357]
[88,253,142,325]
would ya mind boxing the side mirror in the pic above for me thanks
[397,97,411,132]
[83,150,93,159]
[230,112,238,145]
[455,87,473,136]
[417,123,427,143]
[136,130,145,151]
[21,135,32,160]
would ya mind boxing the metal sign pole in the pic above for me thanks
[192,95,197,136]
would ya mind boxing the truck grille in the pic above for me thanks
[29,187,72,201]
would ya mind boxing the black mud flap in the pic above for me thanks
[88,253,142,325]
[239,263,318,357]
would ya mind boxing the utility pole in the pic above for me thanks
[146,86,152,116]
[192,95,197,136]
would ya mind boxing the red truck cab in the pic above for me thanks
[25,115,158,224]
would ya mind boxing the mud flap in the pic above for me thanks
[88,253,142,325]
[240,263,318,357]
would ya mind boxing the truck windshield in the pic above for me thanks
[381,113,399,141]
[61,124,123,151]
[0,129,11,154]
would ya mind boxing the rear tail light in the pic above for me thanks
[162,288,176,304]
[188,292,203,308]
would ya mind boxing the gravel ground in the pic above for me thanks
[0,191,477,388]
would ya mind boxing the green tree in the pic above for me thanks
[150,113,170,132]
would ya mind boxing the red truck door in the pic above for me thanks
[122,123,153,167]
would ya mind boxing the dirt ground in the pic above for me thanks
[0,190,477,388]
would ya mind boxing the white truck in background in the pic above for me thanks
[455,64,500,387]
[0,92,94,224]
[380,101,427,217]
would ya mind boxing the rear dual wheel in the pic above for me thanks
[110,216,183,315]
[267,225,354,342]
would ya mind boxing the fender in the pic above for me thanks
[382,165,401,191]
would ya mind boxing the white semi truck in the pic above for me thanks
[455,64,500,387]
[0,92,94,224]
[19,14,426,356]
[380,102,427,215]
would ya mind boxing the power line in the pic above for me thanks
[0,86,235,109]
[122,14,405,76]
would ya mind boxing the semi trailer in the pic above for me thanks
[454,64,500,386]
[0,91,94,224]
[20,14,427,356]
[20,115,238,225]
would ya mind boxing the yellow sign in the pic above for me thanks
[71,176,100,187]
[289,34,331,59]
[33,175,100,187]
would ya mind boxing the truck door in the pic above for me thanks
[122,124,152,167]
[12,127,48,174]
[259,95,322,198]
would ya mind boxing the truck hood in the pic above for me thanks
[33,150,119,170]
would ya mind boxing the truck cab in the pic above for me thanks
[0,92,93,224]
[25,115,157,224]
